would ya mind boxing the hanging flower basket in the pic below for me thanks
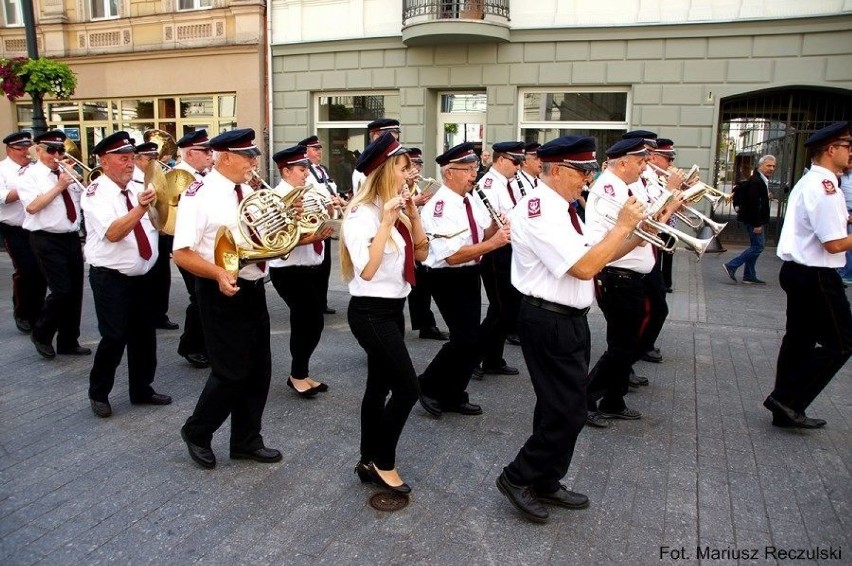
[0,57,77,102]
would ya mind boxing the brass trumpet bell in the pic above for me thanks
[63,138,83,163]
[144,160,195,234]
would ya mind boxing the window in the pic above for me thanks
[518,88,631,155]
[90,0,119,19]
[3,0,23,26]
[178,0,212,11]
[314,92,401,195]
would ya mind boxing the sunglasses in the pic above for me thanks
[42,145,66,155]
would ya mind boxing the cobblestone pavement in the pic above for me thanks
[0,246,849,565]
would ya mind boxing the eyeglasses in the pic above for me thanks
[308,145,323,150]
[449,167,478,174]
[43,146,66,155]
[832,143,851,150]
[191,148,213,154]
[503,156,523,166]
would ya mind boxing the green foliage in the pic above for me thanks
[0,57,77,101]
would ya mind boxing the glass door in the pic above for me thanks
[437,92,487,174]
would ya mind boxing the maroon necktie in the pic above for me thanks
[52,169,77,223]
[313,240,323,255]
[235,184,265,271]
[121,190,152,260]
[506,183,517,206]
[463,197,481,264]
[568,206,583,235]
[395,220,416,286]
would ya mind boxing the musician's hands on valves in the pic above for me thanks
[615,196,647,232]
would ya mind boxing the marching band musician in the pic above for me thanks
[764,121,852,429]
[647,138,679,294]
[132,142,180,332]
[351,118,400,196]
[495,135,645,524]
[300,135,342,315]
[404,147,449,341]
[81,132,171,418]
[17,130,90,360]
[0,131,46,334]
[341,132,427,494]
[583,137,676,427]
[417,142,511,418]
[475,141,526,377]
[174,129,213,369]
[512,142,541,200]
[268,145,335,398]
[174,128,281,469]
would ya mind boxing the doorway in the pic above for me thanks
[437,92,487,165]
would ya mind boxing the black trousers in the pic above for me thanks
[177,265,206,357]
[505,300,590,492]
[319,239,332,309]
[587,268,646,413]
[150,233,173,321]
[772,262,852,413]
[182,278,271,451]
[637,266,669,355]
[657,234,675,289]
[0,223,46,326]
[88,267,157,402]
[419,266,482,406]
[270,265,325,378]
[407,263,437,331]
[29,230,84,350]
[348,296,419,470]
[480,245,521,367]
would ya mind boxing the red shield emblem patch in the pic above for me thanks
[85,182,98,196]
[528,197,541,218]
[822,179,837,195]
[604,184,615,196]
[184,181,203,197]
[350,205,359,213]
[483,177,493,189]
[434,200,444,217]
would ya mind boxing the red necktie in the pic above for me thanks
[235,184,265,271]
[506,182,517,206]
[52,170,77,223]
[313,240,323,255]
[395,220,416,286]
[568,206,583,235]
[463,197,481,264]
[121,190,152,260]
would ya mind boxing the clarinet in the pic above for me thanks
[514,174,527,197]
[473,185,504,228]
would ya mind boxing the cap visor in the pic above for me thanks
[233,148,261,157]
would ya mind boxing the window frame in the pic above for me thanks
[517,86,633,139]
[2,0,23,26]
[176,0,213,12]
[89,0,120,21]
[313,90,401,131]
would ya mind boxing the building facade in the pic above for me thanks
[1,0,266,168]
[269,0,852,223]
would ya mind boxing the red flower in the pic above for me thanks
[0,58,27,101]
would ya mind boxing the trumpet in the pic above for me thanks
[645,184,728,236]
[649,163,732,206]
[59,139,103,184]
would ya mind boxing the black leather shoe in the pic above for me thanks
[57,345,92,356]
[443,402,482,416]
[15,317,32,333]
[155,317,179,330]
[506,334,521,345]
[287,377,321,398]
[32,336,55,359]
[628,370,649,387]
[763,396,825,429]
[496,472,548,523]
[483,364,520,376]
[131,393,172,406]
[665,287,673,293]
[585,411,609,428]
[183,353,210,368]
[641,348,662,363]
[419,326,449,341]
[600,407,642,420]
[90,399,112,418]
[536,485,590,509]
[323,307,336,315]
[366,463,412,494]
[355,461,372,483]
[471,366,484,380]
[180,428,216,469]
[230,446,283,463]
[419,393,442,417]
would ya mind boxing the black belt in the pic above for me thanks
[31,229,78,238]
[601,266,646,280]
[523,295,589,317]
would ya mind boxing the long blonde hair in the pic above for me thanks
[339,153,412,281]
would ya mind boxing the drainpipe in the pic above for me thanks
[265,0,275,183]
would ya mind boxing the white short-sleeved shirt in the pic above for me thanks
[81,173,159,276]
[777,164,848,268]
[420,185,491,269]
[351,170,366,195]
[307,163,338,196]
[129,165,146,191]
[268,179,323,268]
[477,168,516,215]
[0,157,31,226]
[513,170,538,200]
[17,160,82,233]
[173,160,205,182]
[172,168,267,281]
[342,201,411,298]
[585,168,655,274]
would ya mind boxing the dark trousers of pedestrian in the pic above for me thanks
[150,233,173,322]
[726,224,765,281]
[772,262,852,413]
[182,277,271,452]
[347,296,419,470]
[657,234,675,290]
[270,265,325,378]
[29,230,84,350]
[319,238,332,310]
[637,266,669,356]
[407,262,437,331]
[587,268,646,413]
[504,299,590,492]
[480,245,521,367]
[419,266,482,406]
[177,265,206,357]
[0,223,46,326]
[88,267,157,403]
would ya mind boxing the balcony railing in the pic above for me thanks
[402,0,510,25]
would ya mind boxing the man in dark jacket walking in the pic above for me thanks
[723,155,775,285]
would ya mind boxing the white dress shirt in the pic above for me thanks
[477,168,516,215]
[0,157,31,226]
[420,185,491,269]
[17,160,82,233]
[269,179,323,268]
